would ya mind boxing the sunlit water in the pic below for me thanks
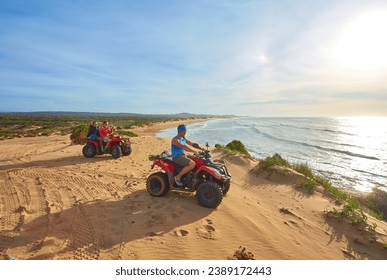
[157,117,387,193]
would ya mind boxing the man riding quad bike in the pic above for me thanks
[146,143,231,208]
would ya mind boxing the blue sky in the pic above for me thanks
[1,0,387,116]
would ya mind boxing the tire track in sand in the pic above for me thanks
[0,171,23,259]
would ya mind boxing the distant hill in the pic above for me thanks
[0,111,235,139]
[0,111,235,119]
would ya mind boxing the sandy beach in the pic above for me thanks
[0,119,386,260]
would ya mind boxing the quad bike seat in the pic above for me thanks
[164,158,185,173]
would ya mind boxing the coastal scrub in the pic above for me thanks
[70,124,88,144]
[215,140,251,157]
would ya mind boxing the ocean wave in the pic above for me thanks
[250,126,379,161]
[319,139,359,148]
[295,141,380,161]
[351,169,387,179]
[277,123,356,137]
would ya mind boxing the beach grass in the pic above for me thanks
[256,153,289,171]
[215,140,252,158]
[255,151,386,225]
[295,177,318,194]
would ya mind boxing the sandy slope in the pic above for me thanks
[0,120,386,260]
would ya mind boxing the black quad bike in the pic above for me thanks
[146,143,231,208]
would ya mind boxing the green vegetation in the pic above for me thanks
[116,130,138,137]
[293,163,314,179]
[215,140,251,157]
[255,153,290,174]
[254,152,387,235]
[328,199,367,226]
[296,177,318,194]
[70,124,89,145]
[356,188,386,221]
[0,113,191,140]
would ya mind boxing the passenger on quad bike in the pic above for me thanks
[82,121,132,159]
[99,121,113,152]
[87,121,103,153]
[171,124,203,187]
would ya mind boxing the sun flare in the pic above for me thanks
[334,10,387,72]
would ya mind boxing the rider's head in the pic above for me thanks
[103,121,109,127]
[177,124,186,135]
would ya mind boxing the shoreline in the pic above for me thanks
[131,117,213,137]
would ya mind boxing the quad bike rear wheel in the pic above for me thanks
[196,181,223,208]
[146,172,170,197]
[82,144,96,158]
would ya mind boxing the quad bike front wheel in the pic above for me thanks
[196,181,223,208]
[222,181,231,196]
[122,144,132,156]
[111,145,122,159]
[82,144,96,158]
[146,172,170,197]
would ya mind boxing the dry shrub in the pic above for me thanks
[70,124,88,145]
[229,246,255,260]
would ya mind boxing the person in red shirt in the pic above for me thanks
[99,121,113,151]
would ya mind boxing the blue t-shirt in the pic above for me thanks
[171,136,186,158]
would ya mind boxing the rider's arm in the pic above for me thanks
[186,139,193,146]
[186,139,202,150]
[172,138,196,153]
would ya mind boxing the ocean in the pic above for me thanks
[157,117,387,193]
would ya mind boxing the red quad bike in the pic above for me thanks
[82,135,132,159]
[146,143,231,208]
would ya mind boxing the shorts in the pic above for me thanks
[173,154,191,166]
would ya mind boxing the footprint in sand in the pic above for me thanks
[174,229,189,237]
[125,180,132,187]
[197,219,217,240]
[147,231,162,237]
[284,220,299,227]
[165,206,175,213]
[35,177,43,185]
[170,213,180,219]
[153,203,164,210]
[143,213,166,228]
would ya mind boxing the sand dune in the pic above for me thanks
[0,120,386,260]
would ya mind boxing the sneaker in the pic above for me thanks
[174,177,183,187]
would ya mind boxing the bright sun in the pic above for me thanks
[334,10,387,72]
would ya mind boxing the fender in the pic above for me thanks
[192,157,204,168]
[196,166,222,180]
[85,139,100,148]
[153,160,175,173]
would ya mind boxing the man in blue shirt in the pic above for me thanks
[171,124,202,187]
